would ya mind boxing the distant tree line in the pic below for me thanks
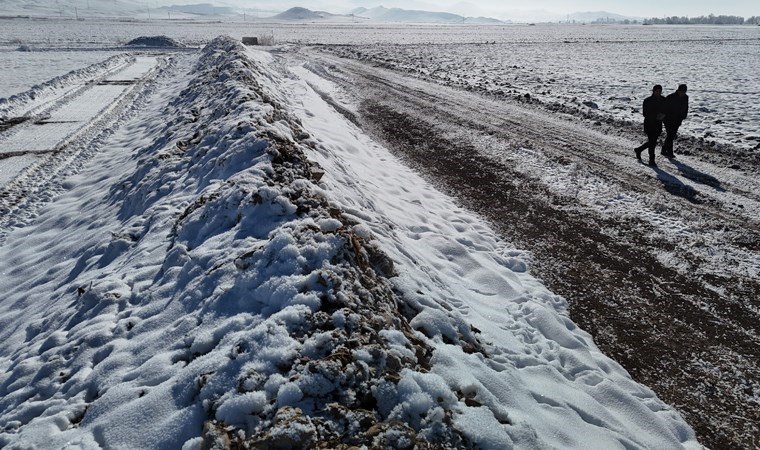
[643,14,760,25]
[590,18,640,24]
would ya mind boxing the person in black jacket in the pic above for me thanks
[635,84,667,166]
[662,84,689,158]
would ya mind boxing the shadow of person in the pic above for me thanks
[669,158,725,192]
[651,166,702,204]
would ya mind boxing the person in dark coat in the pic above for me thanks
[662,84,689,158]
[635,84,667,166]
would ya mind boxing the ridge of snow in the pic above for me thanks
[0,36,466,448]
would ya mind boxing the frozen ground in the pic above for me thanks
[0,49,121,98]
[290,41,760,449]
[0,36,705,449]
[0,20,758,450]
[4,19,757,151]
[324,29,760,151]
[1,18,757,46]
[0,53,166,231]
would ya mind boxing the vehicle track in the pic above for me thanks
[0,55,135,122]
[332,57,760,227]
[0,55,171,244]
[297,49,760,449]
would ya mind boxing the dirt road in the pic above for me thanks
[296,49,760,449]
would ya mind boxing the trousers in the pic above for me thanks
[663,121,681,155]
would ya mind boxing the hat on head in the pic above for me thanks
[677,84,687,92]
[653,84,663,91]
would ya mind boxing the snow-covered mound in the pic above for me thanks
[125,35,184,48]
[0,35,464,449]
[0,36,702,449]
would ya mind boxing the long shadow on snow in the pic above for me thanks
[650,166,701,203]
[669,158,725,192]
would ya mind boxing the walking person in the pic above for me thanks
[635,84,667,167]
[662,84,689,158]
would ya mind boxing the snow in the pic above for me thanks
[0,36,704,448]
[4,18,755,150]
[0,154,42,186]
[0,49,122,99]
[323,25,760,150]
[506,134,760,279]
[2,83,126,152]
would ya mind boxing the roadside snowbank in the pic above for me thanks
[0,36,701,449]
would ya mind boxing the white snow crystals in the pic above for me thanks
[0,36,703,449]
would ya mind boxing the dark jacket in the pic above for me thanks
[664,91,688,125]
[642,94,667,135]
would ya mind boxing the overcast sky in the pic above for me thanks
[217,0,758,18]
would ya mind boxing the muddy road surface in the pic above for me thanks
[294,49,760,450]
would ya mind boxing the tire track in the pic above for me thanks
[0,55,173,244]
[0,55,136,125]
[336,57,760,227]
[298,50,760,449]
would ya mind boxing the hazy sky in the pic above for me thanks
[217,0,758,18]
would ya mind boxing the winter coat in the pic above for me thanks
[664,91,689,125]
[642,94,667,135]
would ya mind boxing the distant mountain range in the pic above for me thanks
[271,6,503,24]
[167,4,236,16]
[348,6,503,24]
[0,1,642,24]
[266,6,643,24]
[0,1,242,19]
[477,8,643,23]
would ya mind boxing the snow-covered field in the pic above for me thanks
[1,17,756,46]
[0,50,121,98]
[3,18,758,151]
[0,34,707,448]
[324,27,760,151]
[4,17,759,448]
